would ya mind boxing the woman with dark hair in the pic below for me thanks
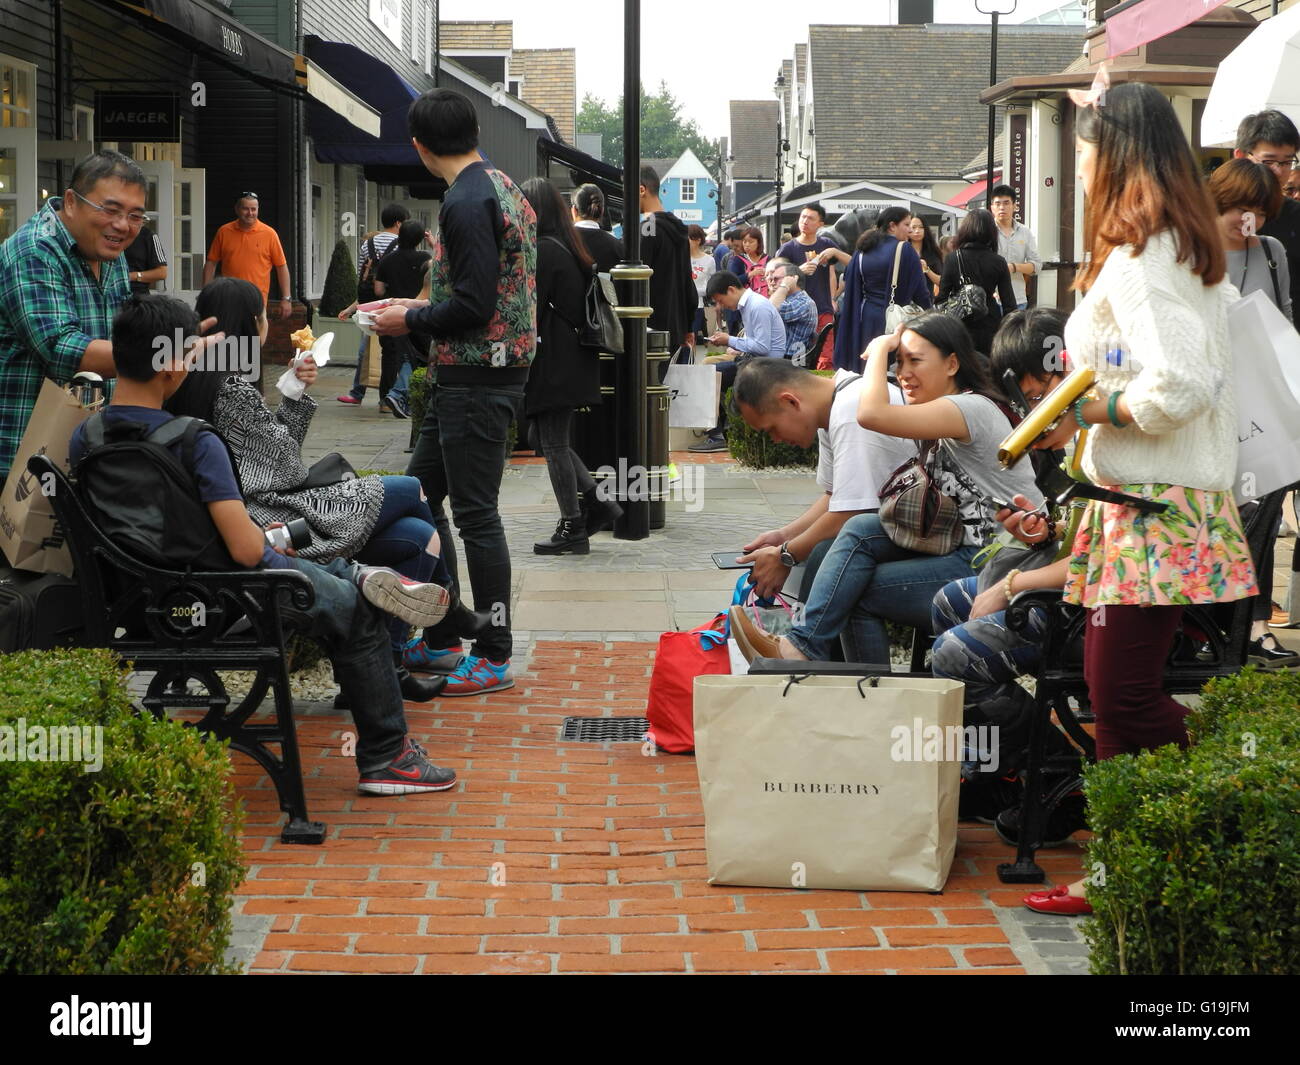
[937,208,1017,356]
[830,206,932,371]
[1013,80,1256,916]
[373,218,432,417]
[522,177,623,555]
[1206,158,1297,664]
[570,183,623,273]
[734,311,1038,665]
[909,216,943,297]
[687,223,715,339]
[726,227,770,297]
[167,278,488,694]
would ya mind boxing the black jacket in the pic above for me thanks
[526,235,602,415]
[577,225,623,274]
[938,245,1017,354]
[635,211,696,348]
[1262,196,1300,318]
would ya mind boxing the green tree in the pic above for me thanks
[578,82,721,177]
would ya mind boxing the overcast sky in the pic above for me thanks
[439,0,1074,139]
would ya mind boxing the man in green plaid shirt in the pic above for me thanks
[0,151,143,480]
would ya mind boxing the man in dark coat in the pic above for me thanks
[633,165,696,358]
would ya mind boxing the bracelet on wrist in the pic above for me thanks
[1107,390,1126,428]
[1072,396,1089,429]
[1003,568,1022,603]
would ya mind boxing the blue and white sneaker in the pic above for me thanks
[441,654,514,697]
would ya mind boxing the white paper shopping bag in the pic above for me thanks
[1231,290,1300,504]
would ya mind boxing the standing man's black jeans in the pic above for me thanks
[406,379,523,661]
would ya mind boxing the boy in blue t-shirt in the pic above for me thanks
[70,294,458,795]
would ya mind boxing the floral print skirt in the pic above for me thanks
[1064,483,1258,608]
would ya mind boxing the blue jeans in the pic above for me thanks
[406,380,523,661]
[278,556,406,773]
[349,333,368,400]
[785,513,979,664]
[389,354,414,404]
[355,475,451,650]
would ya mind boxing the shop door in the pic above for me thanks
[173,168,206,300]
[0,126,37,242]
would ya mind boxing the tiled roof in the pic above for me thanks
[511,48,577,143]
[794,43,806,89]
[641,157,680,186]
[807,24,1085,181]
[730,100,779,179]
[440,21,513,50]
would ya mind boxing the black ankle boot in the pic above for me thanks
[442,592,496,641]
[580,488,624,536]
[334,655,446,710]
[534,517,590,555]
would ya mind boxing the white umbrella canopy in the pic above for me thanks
[1201,4,1300,148]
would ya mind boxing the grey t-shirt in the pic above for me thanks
[931,392,1040,546]
[1226,235,1293,325]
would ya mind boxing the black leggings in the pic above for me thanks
[535,407,596,521]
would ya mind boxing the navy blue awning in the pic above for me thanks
[304,36,422,168]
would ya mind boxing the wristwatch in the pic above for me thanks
[779,541,797,568]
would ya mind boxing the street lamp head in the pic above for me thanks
[974,0,1017,13]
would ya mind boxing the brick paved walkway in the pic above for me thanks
[231,638,1090,975]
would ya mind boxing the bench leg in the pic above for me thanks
[997,685,1055,884]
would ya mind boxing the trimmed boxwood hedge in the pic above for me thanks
[0,649,245,974]
[1083,668,1300,975]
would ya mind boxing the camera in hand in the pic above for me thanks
[265,518,312,552]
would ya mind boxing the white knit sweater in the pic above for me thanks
[1064,230,1240,492]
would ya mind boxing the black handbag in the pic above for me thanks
[937,251,988,322]
[299,452,357,490]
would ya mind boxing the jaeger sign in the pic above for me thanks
[95,93,180,142]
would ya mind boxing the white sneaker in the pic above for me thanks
[356,566,451,627]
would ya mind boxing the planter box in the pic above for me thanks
[311,312,364,366]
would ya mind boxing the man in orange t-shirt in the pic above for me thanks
[202,192,293,316]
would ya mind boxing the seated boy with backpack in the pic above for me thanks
[69,294,459,795]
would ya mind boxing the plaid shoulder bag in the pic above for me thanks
[877,439,964,555]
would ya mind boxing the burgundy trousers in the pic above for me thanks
[1083,603,1191,761]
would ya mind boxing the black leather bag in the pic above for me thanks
[299,452,357,490]
[0,564,84,653]
[937,251,988,321]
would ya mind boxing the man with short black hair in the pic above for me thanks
[732,357,911,599]
[637,165,696,355]
[372,87,536,696]
[1236,110,1300,316]
[338,201,410,406]
[202,192,293,317]
[989,184,1040,311]
[777,204,839,367]
[0,150,142,481]
[689,271,786,452]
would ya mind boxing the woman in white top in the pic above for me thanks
[1020,82,1257,917]
[687,223,715,341]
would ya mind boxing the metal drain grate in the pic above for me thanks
[560,716,651,743]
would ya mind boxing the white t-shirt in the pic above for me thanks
[817,371,914,512]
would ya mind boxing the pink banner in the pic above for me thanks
[1106,0,1231,58]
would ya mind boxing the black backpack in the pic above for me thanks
[357,234,398,304]
[541,236,624,354]
[74,414,240,572]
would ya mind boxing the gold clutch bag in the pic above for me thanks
[998,367,1097,469]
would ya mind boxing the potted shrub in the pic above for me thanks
[312,239,362,361]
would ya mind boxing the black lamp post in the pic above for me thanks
[773,72,789,251]
[975,0,1017,204]
[611,0,651,540]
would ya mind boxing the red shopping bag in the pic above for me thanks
[646,613,729,754]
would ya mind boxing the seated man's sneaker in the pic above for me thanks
[688,436,728,453]
[995,791,1088,848]
[357,737,457,795]
[441,654,514,697]
[356,566,450,627]
[403,636,464,673]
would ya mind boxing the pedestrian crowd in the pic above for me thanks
[0,80,1298,920]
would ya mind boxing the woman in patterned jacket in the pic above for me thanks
[166,278,489,693]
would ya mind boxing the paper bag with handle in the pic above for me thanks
[0,375,106,576]
[694,671,964,891]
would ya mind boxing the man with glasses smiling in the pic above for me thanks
[0,150,142,481]
[1236,110,1300,319]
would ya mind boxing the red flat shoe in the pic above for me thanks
[1024,885,1093,916]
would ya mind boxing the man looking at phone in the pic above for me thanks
[731,357,912,600]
